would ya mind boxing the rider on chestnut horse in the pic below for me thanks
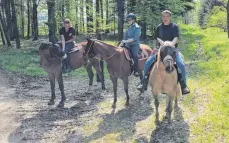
[121,13,141,77]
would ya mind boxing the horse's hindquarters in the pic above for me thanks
[69,51,85,70]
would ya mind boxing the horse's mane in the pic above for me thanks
[94,40,118,49]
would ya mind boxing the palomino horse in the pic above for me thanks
[84,39,152,108]
[39,42,105,107]
[149,38,181,124]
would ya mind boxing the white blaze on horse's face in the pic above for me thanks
[156,38,176,74]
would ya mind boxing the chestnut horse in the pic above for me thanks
[84,39,152,108]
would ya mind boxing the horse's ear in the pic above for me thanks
[171,37,178,47]
[157,38,164,46]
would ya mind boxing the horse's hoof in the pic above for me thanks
[48,101,55,105]
[57,102,64,108]
[111,104,116,109]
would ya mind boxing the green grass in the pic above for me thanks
[180,24,229,143]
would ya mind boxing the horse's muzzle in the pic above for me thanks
[163,56,174,74]
[165,65,174,74]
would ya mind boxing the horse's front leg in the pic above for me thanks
[91,59,105,90]
[57,72,66,108]
[110,76,118,108]
[167,96,174,124]
[154,94,160,125]
[122,76,129,107]
[48,73,55,105]
[85,62,94,92]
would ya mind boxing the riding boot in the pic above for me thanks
[137,75,149,93]
[180,77,190,95]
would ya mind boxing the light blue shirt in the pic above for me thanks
[124,23,141,46]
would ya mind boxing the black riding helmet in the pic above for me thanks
[126,13,136,21]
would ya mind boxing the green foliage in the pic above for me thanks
[181,24,229,142]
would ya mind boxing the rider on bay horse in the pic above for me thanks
[121,13,141,77]
[137,10,190,95]
[59,19,76,73]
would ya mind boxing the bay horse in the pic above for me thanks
[38,41,105,107]
[149,38,181,124]
[84,39,152,108]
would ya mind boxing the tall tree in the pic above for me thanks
[32,0,40,40]
[4,0,13,40]
[86,0,93,33]
[47,0,57,43]
[27,0,31,39]
[100,0,103,30]
[0,9,11,46]
[116,0,125,41]
[105,0,109,33]
[96,0,100,33]
[21,0,25,38]
[0,23,6,46]
[11,0,20,48]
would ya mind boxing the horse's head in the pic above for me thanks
[39,42,65,59]
[157,38,177,74]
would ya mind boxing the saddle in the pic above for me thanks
[123,47,148,61]
[123,46,148,75]
[56,42,80,54]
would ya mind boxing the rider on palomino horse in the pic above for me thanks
[59,19,76,73]
[137,10,190,95]
[121,13,141,77]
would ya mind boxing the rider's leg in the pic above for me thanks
[176,51,190,95]
[129,44,140,76]
[65,42,74,71]
[137,54,156,92]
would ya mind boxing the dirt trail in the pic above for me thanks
[0,68,192,143]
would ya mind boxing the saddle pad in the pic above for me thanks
[124,48,131,61]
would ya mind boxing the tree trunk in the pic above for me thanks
[11,0,21,48]
[96,0,100,33]
[140,20,146,40]
[0,10,11,46]
[0,24,6,46]
[100,0,103,31]
[47,0,57,43]
[106,0,109,33]
[4,0,13,40]
[113,0,116,35]
[75,0,79,34]
[62,0,65,20]
[21,0,25,38]
[227,0,229,38]
[86,0,93,33]
[32,0,38,40]
[116,0,125,41]
[27,0,31,39]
